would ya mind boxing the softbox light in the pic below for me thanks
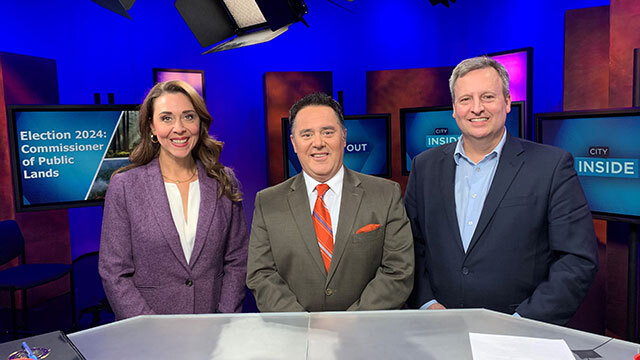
[175,0,308,54]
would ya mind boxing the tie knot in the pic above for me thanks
[316,184,330,197]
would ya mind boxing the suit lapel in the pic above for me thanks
[466,135,524,254]
[145,158,190,271]
[327,168,363,283]
[189,161,218,267]
[440,144,465,253]
[287,174,327,276]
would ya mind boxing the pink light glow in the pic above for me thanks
[490,51,527,102]
[156,71,205,99]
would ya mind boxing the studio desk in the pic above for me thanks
[68,309,639,359]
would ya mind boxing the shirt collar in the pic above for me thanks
[303,166,345,198]
[454,129,508,165]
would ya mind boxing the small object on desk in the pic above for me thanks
[6,346,50,360]
[20,342,37,360]
[571,349,602,359]
[1,330,82,360]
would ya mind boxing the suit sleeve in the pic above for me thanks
[246,191,306,312]
[217,171,250,313]
[98,173,155,319]
[404,158,436,309]
[515,151,599,325]
[347,182,415,311]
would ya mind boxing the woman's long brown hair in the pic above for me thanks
[114,80,241,201]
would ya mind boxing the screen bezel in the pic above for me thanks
[282,113,392,179]
[535,107,640,224]
[400,101,525,175]
[7,104,139,212]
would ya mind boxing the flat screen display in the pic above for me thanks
[535,108,640,223]
[153,68,206,100]
[400,101,524,174]
[283,114,391,178]
[487,47,533,139]
[7,105,140,212]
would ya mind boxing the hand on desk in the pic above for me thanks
[427,302,447,310]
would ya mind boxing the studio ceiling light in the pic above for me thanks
[222,0,267,28]
[175,0,308,54]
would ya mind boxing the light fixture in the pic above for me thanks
[91,0,136,19]
[429,0,456,8]
[175,0,308,54]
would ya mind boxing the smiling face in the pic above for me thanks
[290,105,346,183]
[150,92,200,163]
[452,67,511,150]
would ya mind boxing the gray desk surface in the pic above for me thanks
[68,309,639,359]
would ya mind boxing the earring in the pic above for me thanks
[150,134,159,144]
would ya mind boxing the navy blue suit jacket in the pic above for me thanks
[405,134,598,325]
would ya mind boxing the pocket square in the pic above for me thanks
[356,223,381,234]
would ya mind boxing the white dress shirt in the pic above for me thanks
[164,180,200,264]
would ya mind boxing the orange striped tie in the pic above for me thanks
[313,184,333,272]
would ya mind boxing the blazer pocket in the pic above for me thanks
[356,223,381,234]
[134,284,159,289]
[499,195,537,208]
[351,227,383,244]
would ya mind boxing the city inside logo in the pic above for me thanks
[575,146,638,178]
[425,128,459,148]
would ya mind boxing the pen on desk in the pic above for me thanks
[21,341,38,360]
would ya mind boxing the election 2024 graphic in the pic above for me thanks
[15,111,120,205]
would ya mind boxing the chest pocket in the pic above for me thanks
[351,227,383,244]
[499,195,536,208]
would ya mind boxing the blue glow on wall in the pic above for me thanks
[0,0,610,257]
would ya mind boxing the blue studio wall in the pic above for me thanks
[0,0,609,258]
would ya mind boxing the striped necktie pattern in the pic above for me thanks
[313,184,333,272]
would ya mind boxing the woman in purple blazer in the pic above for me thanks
[99,80,249,320]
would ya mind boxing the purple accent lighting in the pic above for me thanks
[155,70,205,99]
[490,51,528,102]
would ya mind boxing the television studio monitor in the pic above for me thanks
[535,108,640,223]
[282,114,391,179]
[487,47,533,138]
[400,101,524,175]
[7,104,140,212]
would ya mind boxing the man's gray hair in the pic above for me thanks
[449,56,510,102]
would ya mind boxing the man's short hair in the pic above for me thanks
[289,92,344,133]
[449,56,511,103]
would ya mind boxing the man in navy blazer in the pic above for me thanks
[405,56,598,325]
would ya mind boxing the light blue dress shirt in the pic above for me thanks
[420,130,507,311]
[454,132,507,252]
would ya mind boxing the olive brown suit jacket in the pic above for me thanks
[246,168,414,312]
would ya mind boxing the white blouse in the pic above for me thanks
[164,180,200,264]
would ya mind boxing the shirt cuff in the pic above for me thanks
[420,299,438,310]
[513,312,521,317]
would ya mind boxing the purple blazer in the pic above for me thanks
[98,157,249,320]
